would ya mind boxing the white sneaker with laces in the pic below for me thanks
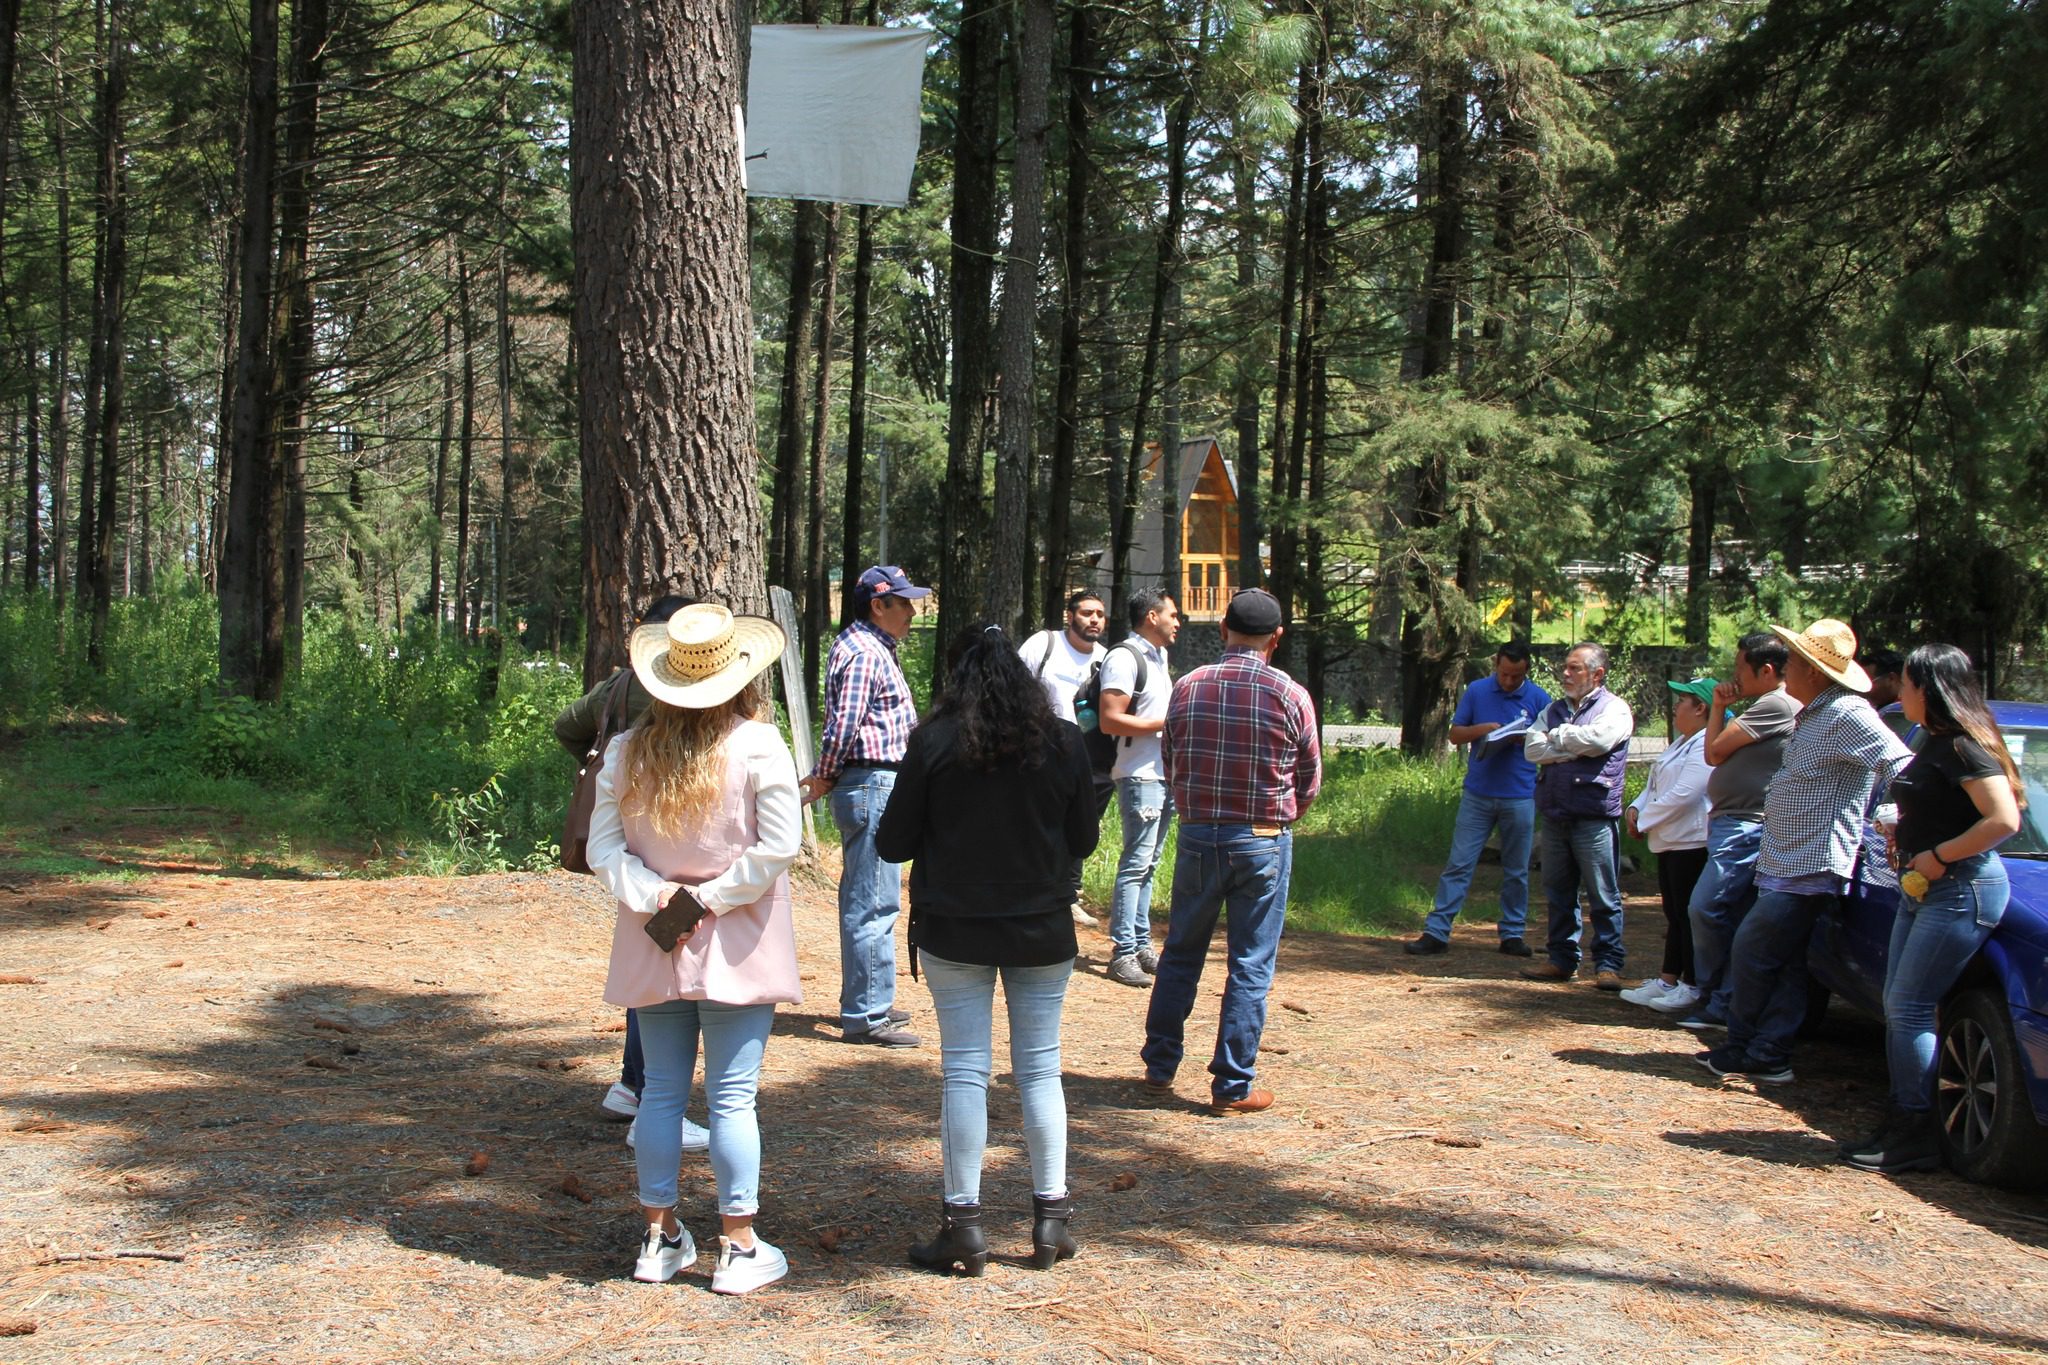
[710,1234,788,1295]
[632,1222,696,1283]
[1618,979,1674,1007]
[601,1081,640,1119]
[1649,982,1702,1014]
[625,1115,711,1152]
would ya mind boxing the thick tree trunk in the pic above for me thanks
[496,228,515,648]
[939,0,1001,650]
[573,0,766,685]
[272,0,327,676]
[218,0,280,696]
[1265,66,1310,635]
[86,0,127,670]
[987,0,1055,634]
[1043,0,1092,624]
[839,202,874,629]
[1231,147,1263,592]
[769,199,819,594]
[803,205,840,708]
[455,253,474,640]
[47,13,70,622]
[428,250,453,633]
[1397,72,1471,756]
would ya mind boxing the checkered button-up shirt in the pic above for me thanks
[1162,647,1322,825]
[1757,685,1913,881]
[813,619,917,782]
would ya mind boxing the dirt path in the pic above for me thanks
[2,861,2045,1363]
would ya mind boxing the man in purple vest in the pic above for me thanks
[1520,643,1636,989]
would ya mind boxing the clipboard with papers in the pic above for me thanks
[1475,713,1533,761]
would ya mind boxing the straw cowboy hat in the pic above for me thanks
[1769,618,1871,693]
[629,603,785,709]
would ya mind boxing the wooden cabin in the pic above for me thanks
[1098,436,1251,620]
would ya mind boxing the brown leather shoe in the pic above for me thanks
[1594,970,1626,991]
[1141,1074,1173,1094]
[1209,1089,1274,1114]
[1520,961,1572,982]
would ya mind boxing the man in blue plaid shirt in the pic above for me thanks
[1699,619,1912,1085]
[801,566,929,1047]
[1141,588,1321,1114]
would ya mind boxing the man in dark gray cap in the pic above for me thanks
[1140,588,1322,1114]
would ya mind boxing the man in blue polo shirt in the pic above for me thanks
[1405,641,1551,957]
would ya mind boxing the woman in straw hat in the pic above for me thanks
[587,603,800,1294]
[876,624,1099,1276]
[1842,643,2024,1174]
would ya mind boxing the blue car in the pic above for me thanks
[1806,700,2048,1188]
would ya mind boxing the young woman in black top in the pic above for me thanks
[876,624,1099,1274]
[1843,643,2024,1173]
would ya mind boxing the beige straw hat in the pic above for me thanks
[628,603,785,709]
[1768,618,1872,693]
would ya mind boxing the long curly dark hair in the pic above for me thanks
[931,623,1057,771]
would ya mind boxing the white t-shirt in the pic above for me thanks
[1099,635,1171,782]
[1019,629,1104,725]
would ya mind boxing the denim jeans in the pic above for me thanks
[1538,816,1624,973]
[1724,888,1834,1068]
[632,998,775,1216]
[621,1008,644,1094]
[1141,824,1292,1102]
[829,768,903,1034]
[920,952,1072,1204]
[1884,853,2007,1111]
[1688,816,1763,1016]
[1111,777,1172,958]
[1422,793,1535,942]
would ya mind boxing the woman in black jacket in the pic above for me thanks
[876,624,1099,1275]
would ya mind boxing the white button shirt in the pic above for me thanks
[1629,728,1710,853]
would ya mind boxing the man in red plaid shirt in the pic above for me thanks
[1141,588,1321,1113]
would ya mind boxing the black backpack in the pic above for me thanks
[1072,640,1148,775]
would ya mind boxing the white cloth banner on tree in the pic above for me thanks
[744,25,930,208]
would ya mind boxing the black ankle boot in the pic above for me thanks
[1030,1194,1078,1270]
[1841,1107,1942,1173]
[908,1201,987,1276]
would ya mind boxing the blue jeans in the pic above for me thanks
[1422,793,1535,942]
[633,998,775,1216]
[1885,853,2007,1111]
[1688,815,1763,1016]
[620,1009,644,1094]
[829,768,903,1034]
[1725,888,1834,1068]
[920,953,1072,1204]
[1539,816,1624,973]
[1141,824,1292,1102]
[1111,777,1171,958]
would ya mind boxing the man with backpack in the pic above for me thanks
[1098,588,1180,985]
[1021,592,1111,925]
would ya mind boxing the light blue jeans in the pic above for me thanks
[1539,815,1624,973]
[632,998,775,1216]
[1142,824,1292,1102]
[829,768,903,1034]
[920,952,1072,1205]
[1422,793,1535,942]
[1884,852,2007,1111]
[1111,777,1171,958]
[1689,815,1764,1016]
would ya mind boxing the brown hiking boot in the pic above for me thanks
[1520,961,1572,982]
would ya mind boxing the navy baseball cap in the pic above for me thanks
[855,565,932,610]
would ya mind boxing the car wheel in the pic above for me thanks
[1935,987,2048,1190]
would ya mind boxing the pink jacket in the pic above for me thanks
[598,721,803,1009]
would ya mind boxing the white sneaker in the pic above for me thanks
[601,1082,640,1120]
[625,1115,710,1152]
[709,1234,788,1295]
[1649,982,1703,1014]
[1618,979,1675,1007]
[632,1222,696,1283]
